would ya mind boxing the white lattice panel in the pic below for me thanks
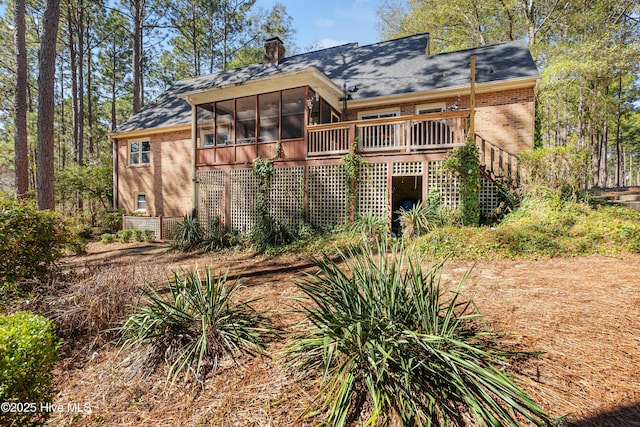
[479,177,499,214]
[123,216,160,239]
[308,164,346,227]
[393,161,423,176]
[197,170,225,230]
[269,167,304,229]
[230,168,259,233]
[358,162,388,220]
[427,161,459,208]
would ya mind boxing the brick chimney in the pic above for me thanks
[264,37,285,65]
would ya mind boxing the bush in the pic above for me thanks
[118,268,275,385]
[50,264,144,342]
[101,233,116,244]
[100,210,122,233]
[117,229,133,243]
[0,312,60,426]
[171,215,205,251]
[250,211,296,253]
[200,216,239,252]
[0,198,74,284]
[143,229,155,242]
[132,229,144,242]
[287,239,557,426]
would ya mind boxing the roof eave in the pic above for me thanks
[347,76,541,109]
[177,67,344,109]
[109,123,192,140]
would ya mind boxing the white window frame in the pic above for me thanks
[135,193,147,212]
[358,108,401,120]
[416,103,446,115]
[129,140,151,166]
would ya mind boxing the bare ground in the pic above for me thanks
[47,242,640,426]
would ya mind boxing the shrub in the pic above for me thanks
[117,229,133,243]
[118,268,275,385]
[200,216,239,252]
[50,264,144,342]
[0,198,74,284]
[287,239,557,426]
[171,215,205,251]
[132,229,144,242]
[101,233,116,244]
[250,212,296,253]
[100,209,122,233]
[0,312,60,427]
[143,229,155,242]
[350,214,388,241]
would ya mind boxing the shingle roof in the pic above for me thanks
[113,34,539,134]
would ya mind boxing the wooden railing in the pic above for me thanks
[476,134,519,184]
[307,111,469,156]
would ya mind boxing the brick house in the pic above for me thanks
[110,33,539,235]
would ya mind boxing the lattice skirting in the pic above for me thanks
[197,170,225,230]
[308,164,346,227]
[194,161,507,233]
[426,161,460,208]
[358,163,388,220]
[479,177,500,215]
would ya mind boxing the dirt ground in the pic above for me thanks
[47,242,640,426]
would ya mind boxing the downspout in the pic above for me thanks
[469,55,476,139]
[190,102,198,217]
[112,137,118,209]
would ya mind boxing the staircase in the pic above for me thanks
[591,187,640,212]
[475,135,519,190]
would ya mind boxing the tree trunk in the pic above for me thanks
[77,1,85,166]
[37,0,61,211]
[132,0,143,113]
[14,0,29,198]
[68,9,79,165]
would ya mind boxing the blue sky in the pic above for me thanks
[255,0,384,51]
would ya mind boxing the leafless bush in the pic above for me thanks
[48,263,157,343]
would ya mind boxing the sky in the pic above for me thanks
[254,0,384,52]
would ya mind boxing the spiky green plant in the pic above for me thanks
[119,268,275,385]
[171,215,205,251]
[287,239,558,426]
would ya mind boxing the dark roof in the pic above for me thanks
[114,34,539,134]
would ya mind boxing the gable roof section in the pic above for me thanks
[112,34,539,136]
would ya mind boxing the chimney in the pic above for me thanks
[264,37,286,65]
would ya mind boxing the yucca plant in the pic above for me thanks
[171,215,204,251]
[119,268,275,385]
[287,239,558,426]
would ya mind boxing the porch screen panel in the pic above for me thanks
[358,162,388,220]
[259,92,279,142]
[197,103,214,147]
[215,100,234,145]
[197,170,225,230]
[230,168,259,232]
[236,96,256,144]
[281,88,304,139]
[308,164,346,227]
[427,161,460,208]
[268,167,304,229]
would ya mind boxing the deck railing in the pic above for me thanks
[308,111,468,156]
[476,134,520,184]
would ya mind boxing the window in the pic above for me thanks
[358,109,400,120]
[416,103,446,115]
[136,193,147,212]
[129,140,150,165]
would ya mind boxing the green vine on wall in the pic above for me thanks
[341,142,369,222]
[443,139,481,226]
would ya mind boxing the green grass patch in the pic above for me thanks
[414,197,640,260]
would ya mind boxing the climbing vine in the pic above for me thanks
[251,141,293,251]
[443,139,481,226]
[342,142,369,222]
